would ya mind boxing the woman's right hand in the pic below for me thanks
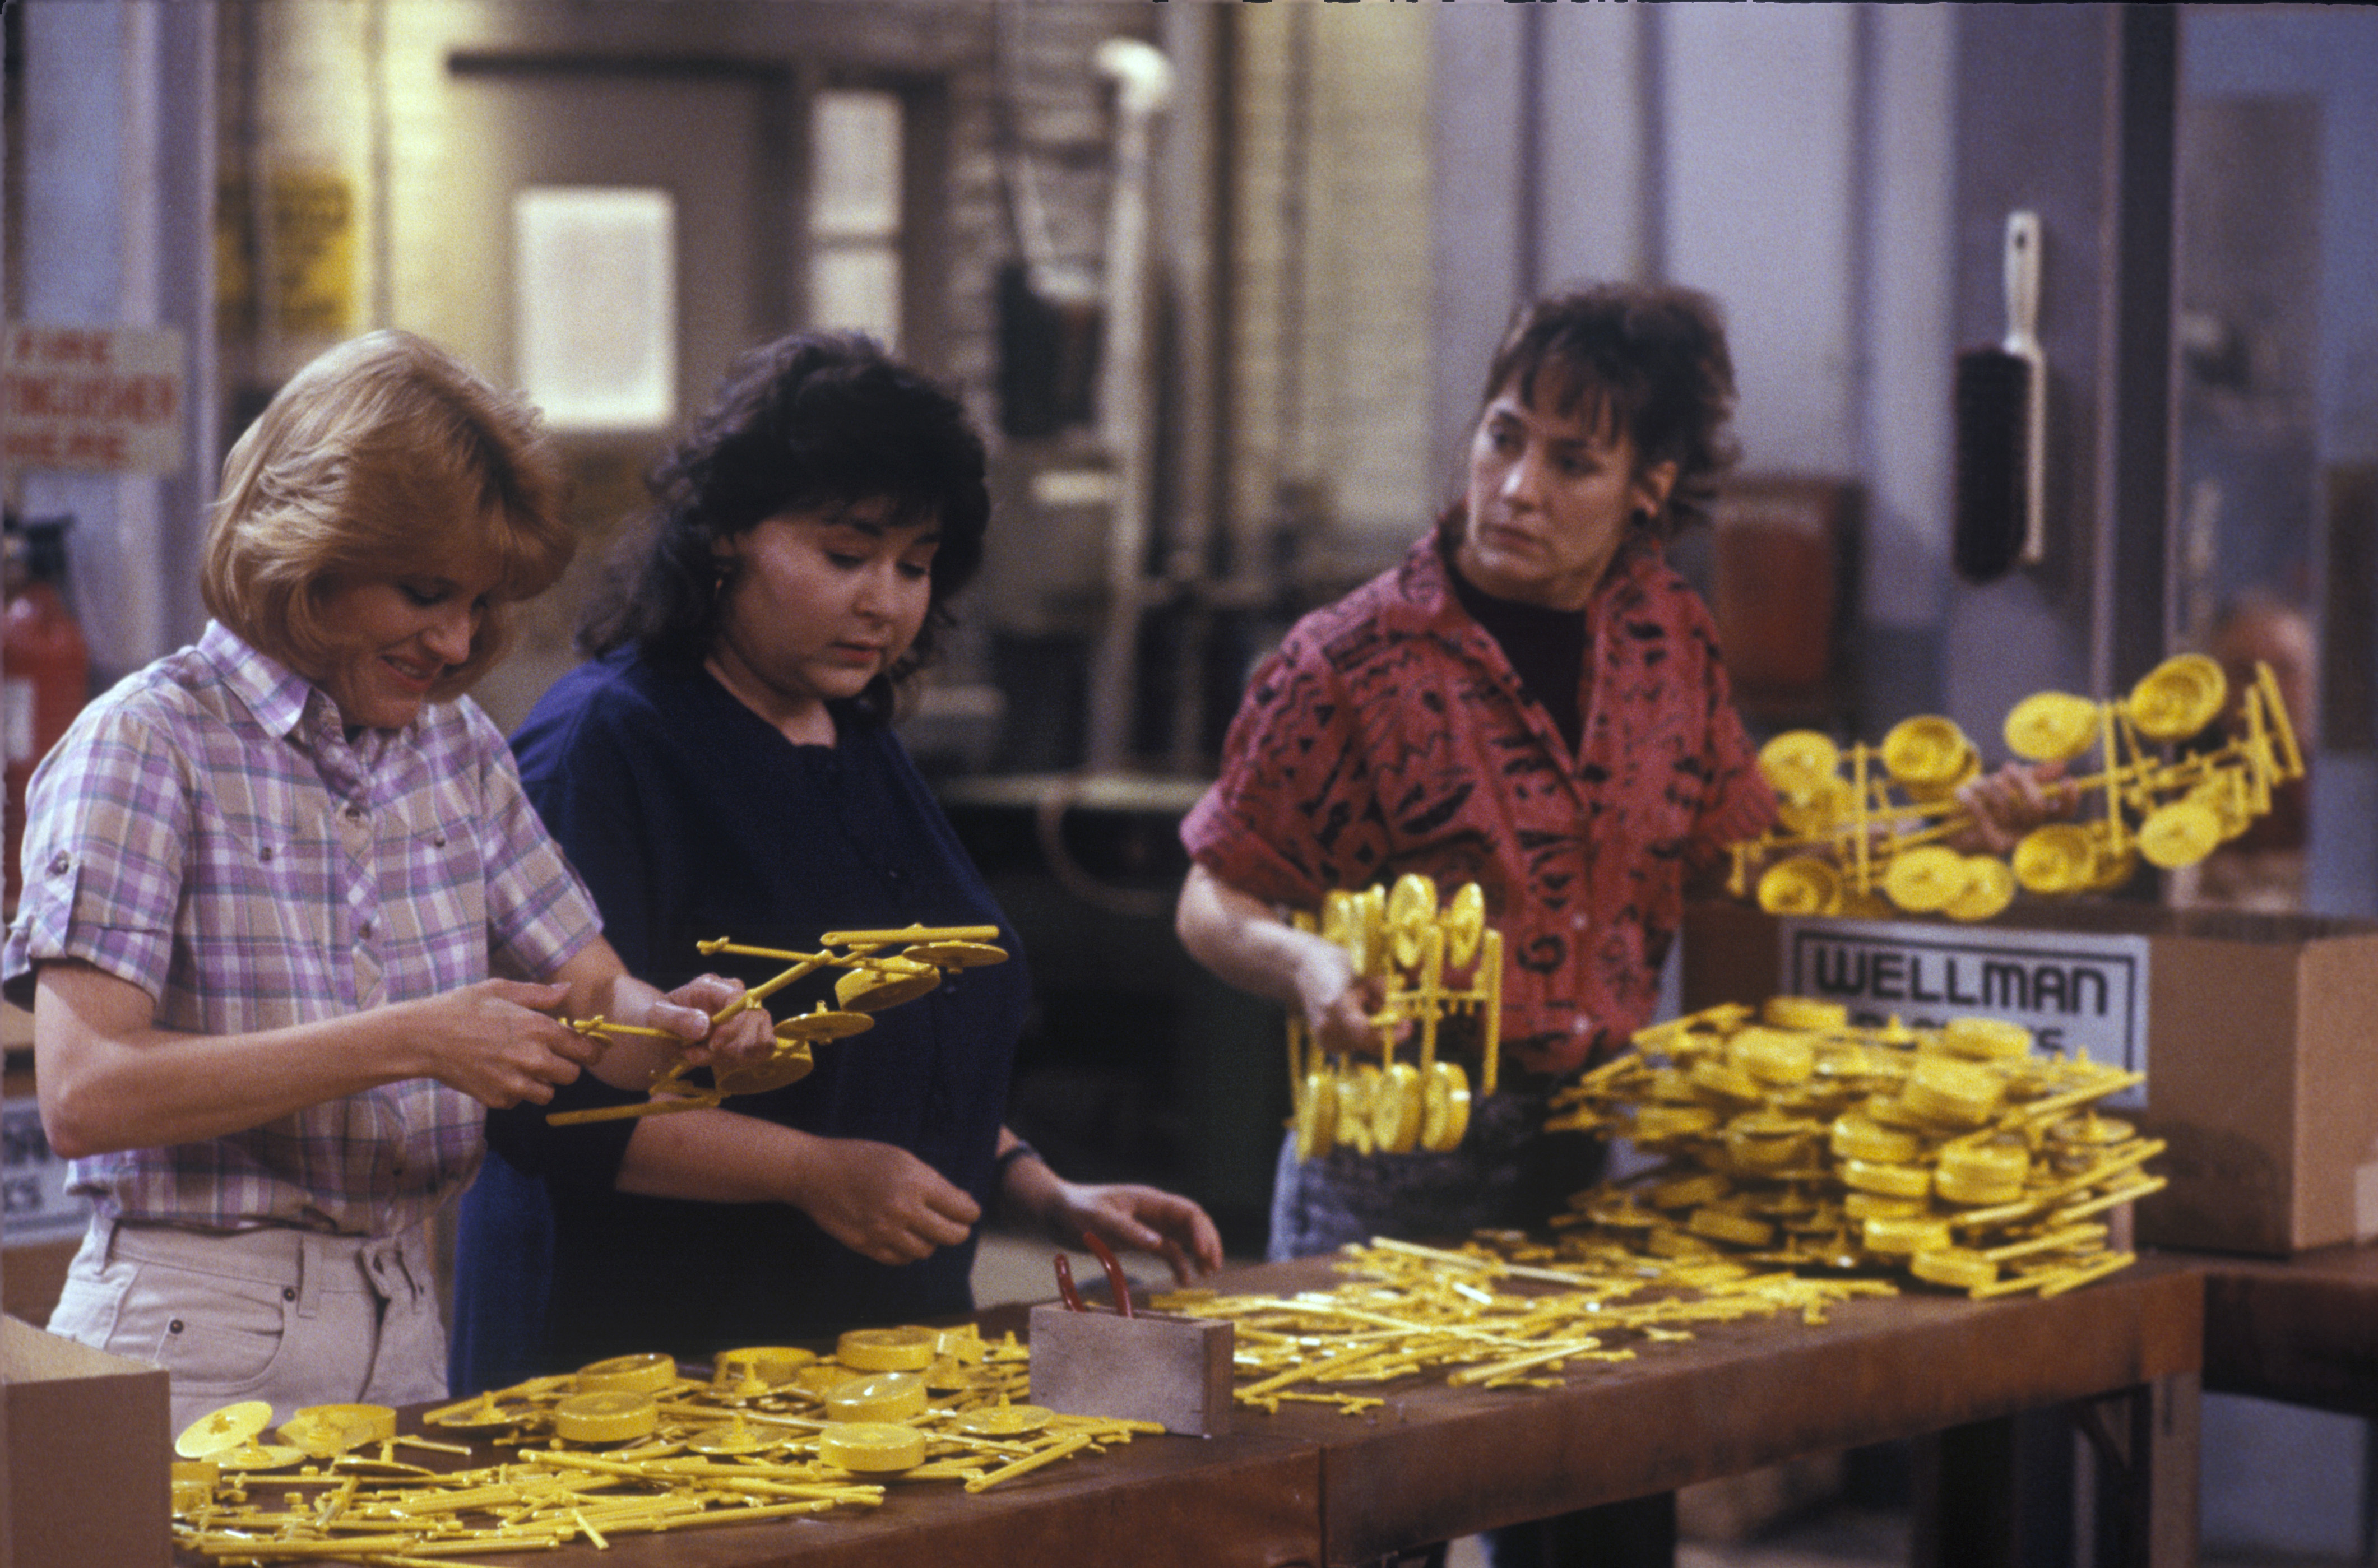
[783,1138,982,1267]
[402,979,602,1108]
[1289,932,1385,1058]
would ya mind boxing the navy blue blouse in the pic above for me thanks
[453,649,1031,1380]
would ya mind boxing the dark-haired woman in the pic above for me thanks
[452,332,1218,1389]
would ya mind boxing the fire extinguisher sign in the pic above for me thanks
[2,322,186,475]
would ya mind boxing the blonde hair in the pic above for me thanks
[202,330,572,698]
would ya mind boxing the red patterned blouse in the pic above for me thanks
[1182,531,1777,1077]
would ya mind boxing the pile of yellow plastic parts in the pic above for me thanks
[1543,996,2162,1299]
[172,1329,1160,1561]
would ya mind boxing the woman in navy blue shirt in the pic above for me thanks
[452,333,1220,1386]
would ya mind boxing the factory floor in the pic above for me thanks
[971,1231,2348,1568]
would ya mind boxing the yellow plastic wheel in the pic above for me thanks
[1421,1060,1472,1152]
[1294,1064,1339,1162]
[1443,883,1488,969]
[1935,1140,2031,1206]
[1943,855,2017,922]
[1724,1111,1816,1172]
[1350,885,1390,978]
[1830,1111,1920,1165]
[1334,1065,1379,1155]
[1937,1017,2032,1061]
[178,1402,274,1460]
[772,1004,875,1043]
[1862,1215,1955,1255]
[553,1390,659,1445]
[1688,1206,1775,1247]
[576,1352,678,1393]
[1840,1158,1934,1199]
[1631,1102,1719,1142]
[1882,716,1975,793]
[1901,1055,2004,1128]
[280,1403,397,1456]
[2013,823,2098,894]
[1728,1027,1815,1087]
[954,1403,1055,1438]
[2137,799,2222,869]
[1387,873,1439,971]
[713,1040,816,1097]
[686,1415,771,1455]
[837,1326,939,1372]
[2130,653,2226,740]
[1320,889,1356,949]
[835,956,941,1012]
[1764,996,1849,1032]
[2004,692,2101,763]
[1758,857,1842,917]
[1371,1061,1424,1154]
[1884,845,1969,913]
[822,1371,929,1423]
[1909,1247,2000,1291]
[713,1346,818,1389]
[817,1422,928,1474]
[1776,777,1856,837]
[1759,730,1843,799]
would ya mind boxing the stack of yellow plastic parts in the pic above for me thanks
[1733,654,2303,921]
[173,1328,1162,1560]
[1285,875,1503,1160]
[1543,996,2162,1300]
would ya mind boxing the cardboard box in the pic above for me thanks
[1682,901,2378,1256]
[4,1314,171,1567]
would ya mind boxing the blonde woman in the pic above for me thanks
[6,331,766,1429]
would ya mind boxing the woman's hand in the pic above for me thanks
[643,972,777,1069]
[785,1139,982,1267]
[1289,935,1387,1058]
[1951,761,2073,855]
[1038,1180,1226,1285]
[398,978,602,1108]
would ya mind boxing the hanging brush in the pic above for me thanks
[1953,210,2046,583]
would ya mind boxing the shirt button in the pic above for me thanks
[344,804,365,822]
[46,852,70,875]
[1571,1017,1591,1033]
[259,846,275,862]
[358,920,374,938]
[1570,915,1588,931]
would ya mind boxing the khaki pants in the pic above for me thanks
[48,1215,448,1432]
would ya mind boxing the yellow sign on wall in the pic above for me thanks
[216,170,356,338]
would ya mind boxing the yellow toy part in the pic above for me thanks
[576,1352,678,1393]
[2004,691,2099,762]
[1762,996,1848,1032]
[824,1371,930,1423]
[837,1326,939,1372]
[552,1389,660,1444]
[713,1346,817,1391]
[1883,844,1969,913]
[178,1401,273,1460]
[953,1403,1055,1438]
[1723,658,2302,922]
[1421,1060,1472,1152]
[2129,653,2226,741]
[1881,716,1977,797]
[555,925,1007,1125]
[817,1422,929,1473]
[1758,856,1841,917]
[1286,878,1503,1159]
[280,1403,398,1456]
[1758,730,1842,799]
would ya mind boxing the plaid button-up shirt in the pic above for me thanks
[4,621,600,1236]
[1183,533,1776,1078]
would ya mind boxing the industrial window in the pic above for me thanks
[511,185,678,432]
[808,89,904,350]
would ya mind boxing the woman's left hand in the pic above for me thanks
[646,972,777,1068]
[1032,1179,1226,1284]
[1951,761,2074,855]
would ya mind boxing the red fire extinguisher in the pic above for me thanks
[5,513,92,908]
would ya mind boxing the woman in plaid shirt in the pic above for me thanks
[4,331,768,1430]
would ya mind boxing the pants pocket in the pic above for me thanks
[111,1259,294,1397]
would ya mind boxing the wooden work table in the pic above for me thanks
[2194,1240,2378,1416]
[172,1256,2202,1568]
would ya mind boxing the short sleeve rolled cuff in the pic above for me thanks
[2,621,603,1237]
[1183,534,1776,1078]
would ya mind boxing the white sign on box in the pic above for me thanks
[1775,917,2150,1106]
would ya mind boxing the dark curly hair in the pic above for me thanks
[581,332,990,709]
[1473,281,1740,540]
